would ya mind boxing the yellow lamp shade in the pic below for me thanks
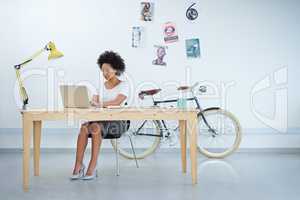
[47,41,64,60]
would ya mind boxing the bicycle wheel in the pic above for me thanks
[197,108,242,158]
[111,120,162,159]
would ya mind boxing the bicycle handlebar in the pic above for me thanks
[190,82,199,91]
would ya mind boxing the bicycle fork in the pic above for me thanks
[194,97,218,137]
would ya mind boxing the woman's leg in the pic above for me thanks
[86,122,102,175]
[73,123,89,174]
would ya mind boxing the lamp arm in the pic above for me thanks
[14,46,47,110]
[15,69,28,110]
[14,47,46,70]
[13,41,63,110]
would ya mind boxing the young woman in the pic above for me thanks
[71,51,129,180]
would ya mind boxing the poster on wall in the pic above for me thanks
[152,45,168,66]
[140,2,154,21]
[186,2,199,21]
[185,38,201,58]
[163,22,179,43]
[132,26,144,48]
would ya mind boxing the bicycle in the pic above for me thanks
[111,82,242,159]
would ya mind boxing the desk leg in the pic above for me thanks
[189,115,198,184]
[33,121,41,176]
[23,116,32,191]
[179,120,187,173]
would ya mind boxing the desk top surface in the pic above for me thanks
[20,106,200,114]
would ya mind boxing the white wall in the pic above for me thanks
[0,0,300,149]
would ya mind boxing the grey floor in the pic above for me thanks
[0,151,299,200]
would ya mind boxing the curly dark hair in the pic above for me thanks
[97,51,125,76]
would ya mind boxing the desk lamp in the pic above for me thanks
[14,41,63,109]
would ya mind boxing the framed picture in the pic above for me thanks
[185,38,200,58]
[140,2,154,21]
[152,45,168,66]
[163,22,179,43]
[132,26,144,48]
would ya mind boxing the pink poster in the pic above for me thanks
[163,22,178,43]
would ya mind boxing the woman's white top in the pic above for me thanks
[100,81,129,106]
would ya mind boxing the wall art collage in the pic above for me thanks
[132,1,201,66]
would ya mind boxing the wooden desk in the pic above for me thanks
[21,107,199,191]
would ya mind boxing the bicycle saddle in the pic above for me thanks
[138,89,161,99]
[177,86,190,90]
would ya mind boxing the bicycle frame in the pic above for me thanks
[132,92,217,138]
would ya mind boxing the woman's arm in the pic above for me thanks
[101,94,127,107]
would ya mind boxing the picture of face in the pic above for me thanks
[164,26,175,36]
[163,22,178,43]
[141,2,154,21]
[152,45,167,66]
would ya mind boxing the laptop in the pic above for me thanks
[60,85,91,108]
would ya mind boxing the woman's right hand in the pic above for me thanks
[90,101,99,107]
[92,95,99,103]
[90,95,100,107]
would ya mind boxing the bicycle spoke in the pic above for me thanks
[197,109,241,157]
[114,120,161,159]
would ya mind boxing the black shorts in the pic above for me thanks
[86,120,129,139]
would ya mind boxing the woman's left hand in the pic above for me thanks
[90,100,101,107]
